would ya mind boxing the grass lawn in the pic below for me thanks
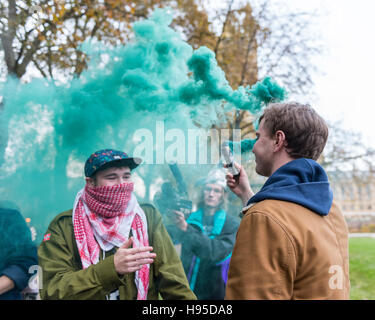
[349,237,375,300]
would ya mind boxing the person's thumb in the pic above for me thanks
[121,237,133,249]
[233,161,242,172]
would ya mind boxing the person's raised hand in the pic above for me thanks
[225,162,254,206]
[114,237,156,275]
[172,210,188,232]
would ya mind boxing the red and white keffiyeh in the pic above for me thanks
[72,182,149,300]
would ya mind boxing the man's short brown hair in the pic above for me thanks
[259,102,329,160]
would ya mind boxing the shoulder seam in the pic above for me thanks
[51,210,73,224]
[244,210,297,262]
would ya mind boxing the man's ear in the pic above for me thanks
[274,130,287,152]
[85,177,95,187]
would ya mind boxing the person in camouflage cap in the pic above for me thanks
[38,149,196,300]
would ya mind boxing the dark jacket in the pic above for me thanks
[38,204,196,300]
[226,159,350,299]
[170,209,240,300]
[0,208,38,300]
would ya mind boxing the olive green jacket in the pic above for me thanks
[38,204,196,300]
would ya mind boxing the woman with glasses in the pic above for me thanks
[170,169,240,300]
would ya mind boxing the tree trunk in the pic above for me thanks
[214,0,234,55]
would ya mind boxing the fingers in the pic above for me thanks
[226,173,237,188]
[114,244,157,275]
[173,210,187,229]
[224,162,242,172]
[123,245,154,256]
[126,257,155,268]
[173,210,185,219]
[120,237,133,249]
[226,162,246,188]
[118,241,155,258]
[225,164,241,180]
[126,263,149,273]
[125,259,154,273]
[172,210,184,217]
[226,171,233,180]
[233,161,242,171]
[131,251,156,261]
[173,210,185,223]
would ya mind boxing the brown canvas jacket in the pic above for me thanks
[225,200,350,300]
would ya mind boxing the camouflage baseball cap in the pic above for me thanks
[84,149,142,177]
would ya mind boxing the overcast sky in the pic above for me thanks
[5,1,375,151]
[286,0,375,150]
[207,0,375,151]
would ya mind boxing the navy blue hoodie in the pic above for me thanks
[0,208,38,300]
[247,158,333,216]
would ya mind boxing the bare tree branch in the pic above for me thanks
[31,57,48,78]
[16,35,41,77]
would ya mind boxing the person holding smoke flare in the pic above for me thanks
[225,102,350,299]
[38,149,196,300]
[0,202,38,300]
[167,168,240,300]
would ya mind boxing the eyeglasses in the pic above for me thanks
[203,187,223,194]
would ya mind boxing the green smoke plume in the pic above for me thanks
[0,8,285,243]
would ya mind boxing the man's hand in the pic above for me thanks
[225,162,254,206]
[114,237,156,275]
[172,210,188,232]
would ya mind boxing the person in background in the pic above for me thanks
[225,102,350,299]
[38,149,196,300]
[0,203,38,300]
[169,169,240,299]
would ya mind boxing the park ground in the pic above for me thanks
[349,237,375,300]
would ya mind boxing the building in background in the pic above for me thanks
[244,168,375,233]
[329,171,375,233]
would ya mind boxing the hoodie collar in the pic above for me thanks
[247,158,333,216]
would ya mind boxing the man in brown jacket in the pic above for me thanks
[225,102,350,300]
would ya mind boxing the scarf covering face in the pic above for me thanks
[72,182,149,300]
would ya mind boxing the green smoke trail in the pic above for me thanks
[0,8,285,243]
